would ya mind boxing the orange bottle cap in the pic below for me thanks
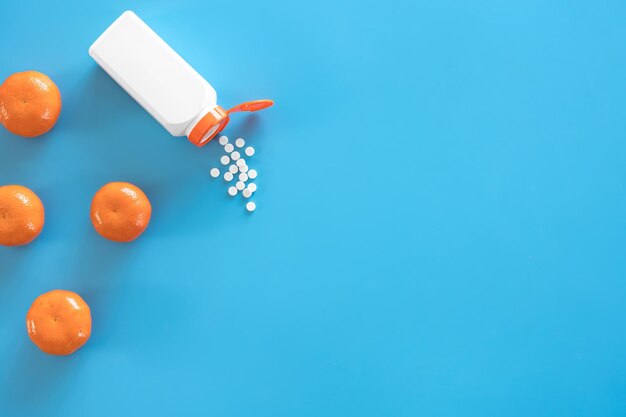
[187,106,229,147]
[187,100,274,147]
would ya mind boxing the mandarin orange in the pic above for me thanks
[0,71,62,137]
[91,182,152,242]
[0,185,45,246]
[26,290,92,356]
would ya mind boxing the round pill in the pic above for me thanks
[218,136,228,145]
[248,183,257,192]
[239,173,248,182]
[220,155,230,165]
[224,143,234,153]
[229,164,238,174]
[239,165,249,173]
[210,168,220,178]
[245,146,255,156]
[224,172,233,181]
[236,158,246,167]
[246,202,256,212]
[235,138,245,148]
[231,151,241,161]
[242,188,252,198]
[248,169,257,179]
[228,186,237,196]
[236,181,245,190]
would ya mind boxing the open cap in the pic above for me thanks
[187,99,274,147]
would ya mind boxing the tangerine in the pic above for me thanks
[26,290,92,356]
[0,185,45,246]
[0,71,62,137]
[91,182,152,242]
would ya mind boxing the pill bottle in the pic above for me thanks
[89,11,273,147]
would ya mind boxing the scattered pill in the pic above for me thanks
[214,137,260,211]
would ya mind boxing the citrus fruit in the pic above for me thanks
[0,71,62,137]
[91,182,152,242]
[0,185,45,246]
[26,290,92,356]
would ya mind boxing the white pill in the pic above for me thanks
[247,183,257,192]
[242,188,252,198]
[224,143,234,153]
[218,136,228,145]
[246,202,256,212]
[239,165,249,173]
[236,158,246,167]
[236,181,245,190]
[235,138,245,148]
[210,168,220,178]
[224,172,233,181]
[229,164,238,174]
[248,169,257,179]
[245,146,255,156]
[231,151,241,161]
[228,186,237,196]
[220,155,230,165]
[239,173,248,182]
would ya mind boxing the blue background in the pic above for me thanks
[1,0,625,416]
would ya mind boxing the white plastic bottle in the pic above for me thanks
[89,11,272,147]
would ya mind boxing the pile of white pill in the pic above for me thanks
[209,136,258,212]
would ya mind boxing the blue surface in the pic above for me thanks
[1,1,626,416]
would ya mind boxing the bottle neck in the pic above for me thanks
[185,104,222,137]
[186,105,229,147]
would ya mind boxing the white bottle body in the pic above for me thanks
[89,11,217,137]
